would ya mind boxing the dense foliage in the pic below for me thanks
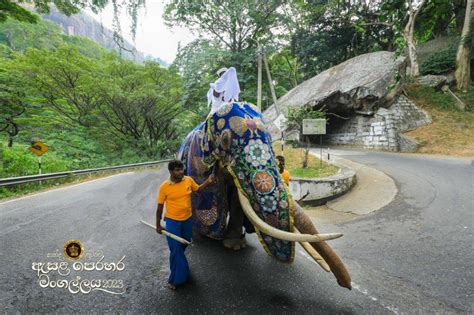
[0,0,472,195]
[420,46,458,75]
[0,16,186,186]
[168,0,471,110]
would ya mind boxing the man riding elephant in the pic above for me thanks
[178,68,352,289]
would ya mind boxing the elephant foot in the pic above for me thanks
[223,235,247,250]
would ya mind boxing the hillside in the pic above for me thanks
[405,85,474,157]
[24,5,167,66]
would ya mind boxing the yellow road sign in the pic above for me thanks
[29,141,49,156]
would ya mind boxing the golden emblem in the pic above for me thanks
[64,240,84,260]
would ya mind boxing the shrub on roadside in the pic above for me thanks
[420,47,456,75]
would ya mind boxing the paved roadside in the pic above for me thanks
[308,148,397,216]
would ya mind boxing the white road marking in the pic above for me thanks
[0,172,134,206]
[298,248,399,313]
[352,282,399,314]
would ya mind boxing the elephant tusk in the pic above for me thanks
[237,190,343,242]
[294,227,331,272]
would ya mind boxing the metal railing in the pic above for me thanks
[0,159,172,187]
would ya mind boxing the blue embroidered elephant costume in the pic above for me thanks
[178,102,295,262]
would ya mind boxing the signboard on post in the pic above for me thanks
[29,141,49,180]
[301,118,326,173]
[302,118,326,135]
[29,141,49,156]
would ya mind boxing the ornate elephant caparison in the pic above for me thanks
[178,102,352,289]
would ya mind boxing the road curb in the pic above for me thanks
[313,149,398,215]
[289,157,356,206]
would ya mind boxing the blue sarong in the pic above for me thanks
[165,217,193,285]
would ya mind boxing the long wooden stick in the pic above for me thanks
[140,220,191,245]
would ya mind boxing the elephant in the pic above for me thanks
[177,101,352,289]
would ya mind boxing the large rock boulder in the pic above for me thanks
[264,51,406,139]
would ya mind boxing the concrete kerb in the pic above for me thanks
[308,148,398,215]
[289,155,357,206]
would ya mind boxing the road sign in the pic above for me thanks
[29,141,49,156]
[302,118,326,135]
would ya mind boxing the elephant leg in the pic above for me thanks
[223,182,247,250]
[292,202,352,290]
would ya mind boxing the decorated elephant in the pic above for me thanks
[178,101,352,289]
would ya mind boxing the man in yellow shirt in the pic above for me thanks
[156,160,214,290]
[276,155,290,185]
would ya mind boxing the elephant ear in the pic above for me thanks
[212,102,295,263]
[178,121,228,239]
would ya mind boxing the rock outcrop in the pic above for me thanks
[264,51,406,139]
[264,51,432,152]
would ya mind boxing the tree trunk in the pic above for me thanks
[454,0,468,33]
[455,0,473,91]
[403,0,426,77]
[7,122,18,148]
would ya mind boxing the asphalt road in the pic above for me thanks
[0,151,472,314]
[329,150,473,314]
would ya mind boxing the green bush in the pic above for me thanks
[1,142,71,178]
[457,85,474,112]
[420,46,456,75]
[407,85,461,112]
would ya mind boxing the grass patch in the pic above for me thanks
[456,86,474,111]
[406,84,461,111]
[272,141,339,178]
[404,84,474,156]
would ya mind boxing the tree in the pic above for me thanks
[0,0,105,23]
[0,1,146,46]
[171,39,231,118]
[17,46,185,157]
[0,0,38,23]
[455,0,472,90]
[0,17,64,53]
[18,46,103,126]
[0,65,28,147]
[416,0,458,40]
[290,1,397,79]
[0,15,110,58]
[164,0,285,53]
[97,56,184,156]
[165,1,303,113]
[403,0,427,77]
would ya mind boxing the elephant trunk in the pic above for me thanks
[292,202,352,290]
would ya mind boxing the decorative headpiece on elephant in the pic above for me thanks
[178,101,352,289]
